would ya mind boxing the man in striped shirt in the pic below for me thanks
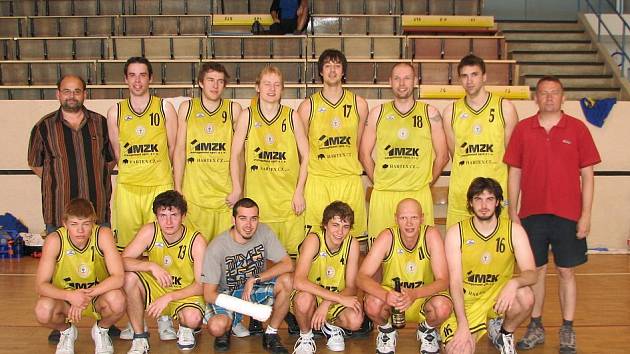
[27,74,118,343]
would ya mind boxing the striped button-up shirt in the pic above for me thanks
[28,107,114,226]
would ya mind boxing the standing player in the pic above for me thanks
[504,77,600,354]
[230,65,309,259]
[297,49,370,241]
[106,56,178,250]
[441,177,536,354]
[358,199,452,354]
[173,62,243,241]
[107,56,179,340]
[291,201,363,354]
[202,198,294,354]
[122,190,207,353]
[360,62,448,238]
[34,199,125,354]
[442,54,518,227]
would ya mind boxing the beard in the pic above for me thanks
[62,100,83,113]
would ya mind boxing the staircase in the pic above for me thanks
[498,21,620,100]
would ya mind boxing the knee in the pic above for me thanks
[557,267,575,281]
[364,295,385,318]
[123,272,140,293]
[275,273,293,294]
[207,315,231,337]
[293,292,315,314]
[178,308,202,328]
[101,289,127,315]
[34,297,56,325]
[425,296,452,323]
[516,287,535,311]
[343,310,364,331]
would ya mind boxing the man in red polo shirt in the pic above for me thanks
[503,76,600,354]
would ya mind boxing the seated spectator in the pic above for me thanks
[270,0,308,34]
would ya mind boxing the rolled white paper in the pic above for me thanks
[215,293,272,322]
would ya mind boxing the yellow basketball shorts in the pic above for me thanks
[289,290,347,324]
[304,174,367,241]
[440,296,500,344]
[113,183,172,250]
[266,214,306,259]
[135,271,205,319]
[185,201,232,242]
[368,187,434,240]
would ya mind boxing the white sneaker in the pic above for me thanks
[120,322,148,341]
[91,323,114,354]
[292,333,316,354]
[127,336,150,354]
[488,317,504,344]
[416,324,440,354]
[56,324,77,354]
[158,315,177,341]
[376,327,397,354]
[232,321,251,338]
[322,323,345,352]
[176,326,196,351]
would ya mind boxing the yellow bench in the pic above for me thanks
[212,14,274,27]
[402,15,496,34]
[419,85,530,100]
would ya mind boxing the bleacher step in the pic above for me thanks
[510,50,600,62]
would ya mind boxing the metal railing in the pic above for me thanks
[580,0,630,77]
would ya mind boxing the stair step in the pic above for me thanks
[522,75,615,88]
[502,32,588,41]
[558,88,620,100]
[497,21,582,31]
[519,62,609,75]
[510,51,600,61]
[507,41,593,51]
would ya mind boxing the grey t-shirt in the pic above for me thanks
[200,223,287,293]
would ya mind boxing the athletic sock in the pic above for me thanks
[265,326,278,334]
[562,319,573,328]
[531,316,542,327]
[300,330,313,337]
[420,321,434,331]
[500,327,513,335]
[378,322,392,331]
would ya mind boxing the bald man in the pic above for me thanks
[358,199,452,354]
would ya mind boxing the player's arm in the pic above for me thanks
[494,223,537,314]
[357,229,395,303]
[88,227,124,297]
[502,99,518,146]
[106,104,120,163]
[164,100,179,162]
[231,101,243,130]
[292,109,309,215]
[507,166,522,223]
[297,97,312,133]
[359,104,379,183]
[203,283,220,305]
[227,108,249,207]
[428,105,448,184]
[355,95,369,151]
[121,223,172,287]
[409,226,448,300]
[441,103,456,158]
[577,165,595,238]
[173,100,191,193]
[260,254,294,282]
[444,224,475,353]
[35,232,75,301]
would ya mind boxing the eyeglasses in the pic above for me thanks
[59,89,84,96]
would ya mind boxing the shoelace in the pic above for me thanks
[179,328,195,343]
[95,327,112,350]
[323,325,344,339]
[501,334,516,354]
[292,336,316,354]
[560,328,576,347]
[58,330,74,351]
[131,338,149,352]
[379,331,397,349]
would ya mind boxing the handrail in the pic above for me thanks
[580,0,630,77]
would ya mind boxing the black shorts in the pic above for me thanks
[521,214,587,268]
[270,18,297,34]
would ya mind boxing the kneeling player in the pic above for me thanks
[122,190,207,353]
[291,201,363,353]
[441,177,536,354]
[358,198,452,354]
[34,199,126,354]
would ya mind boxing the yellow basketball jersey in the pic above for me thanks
[244,103,299,222]
[305,232,353,293]
[381,226,434,290]
[449,93,507,212]
[147,223,200,290]
[117,96,173,186]
[307,90,362,177]
[52,226,109,290]
[458,217,514,304]
[182,98,234,209]
[374,101,434,191]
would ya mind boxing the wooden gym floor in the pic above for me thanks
[1,255,628,353]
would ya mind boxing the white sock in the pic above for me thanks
[421,321,434,330]
[265,326,278,334]
[300,330,313,337]
[379,322,392,331]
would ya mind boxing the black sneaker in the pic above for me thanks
[262,333,289,354]
[349,317,373,338]
[249,319,264,336]
[285,313,300,336]
[214,332,231,352]
[48,329,60,344]
[108,325,121,338]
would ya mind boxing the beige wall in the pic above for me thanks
[2,98,628,249]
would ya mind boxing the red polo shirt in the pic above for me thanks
[503,112,601,221]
